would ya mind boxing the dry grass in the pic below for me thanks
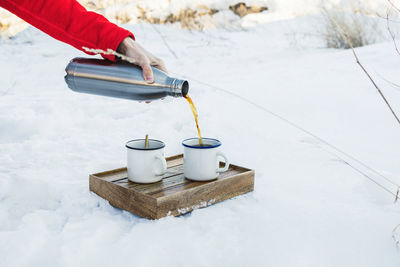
[326,3,400,126]
[321,7,380,49]
[0,1,269,35]
[136,6,218,30]
[0,21,10,33]
[229,2,268,17]
[81,1,267,30]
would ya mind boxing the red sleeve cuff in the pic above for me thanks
[0,0,134,62]
[97,27,135,62]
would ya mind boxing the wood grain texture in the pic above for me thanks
[89,154,254,219]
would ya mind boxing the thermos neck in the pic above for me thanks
[169,79,189,97]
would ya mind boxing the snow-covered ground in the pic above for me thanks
[1,15,400,266]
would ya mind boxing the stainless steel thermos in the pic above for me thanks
[65,58,189,101]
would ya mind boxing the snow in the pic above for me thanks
[1,12,400,267]
[0,0,394,36]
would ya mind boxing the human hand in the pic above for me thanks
[117,37,167,84]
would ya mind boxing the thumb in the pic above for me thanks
[140,62,154,84]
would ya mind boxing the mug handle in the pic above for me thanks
[154,154,167,176]
[216,151,230,173]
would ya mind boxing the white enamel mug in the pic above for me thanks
[126,139,167,183]
[182,138,230,181]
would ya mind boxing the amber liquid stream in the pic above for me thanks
[184,95,203,146]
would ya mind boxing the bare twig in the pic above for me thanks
[386,11,400,55]
[375,71,400,91]
[395,187,400,203]
[376,12,400,23]
[342,160,398,197]
[388,0,400,13]
[330,19,400,126]
[392,224,400,250]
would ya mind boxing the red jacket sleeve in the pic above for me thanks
[0,0,134,61]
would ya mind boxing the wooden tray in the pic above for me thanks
[89,154,254,219]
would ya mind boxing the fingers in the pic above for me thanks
[153,58,168,73]
[154,63,168,74]
[122,41,166,82]
[140,61,154,83]
[140,58,168,83]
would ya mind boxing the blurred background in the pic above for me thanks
[1,0,398,49]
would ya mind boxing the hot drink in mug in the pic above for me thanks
[182,138,230,181]
[126,139,167,183]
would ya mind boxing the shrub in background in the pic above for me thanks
[321,6,381,49]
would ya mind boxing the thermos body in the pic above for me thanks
[65,58,189,101]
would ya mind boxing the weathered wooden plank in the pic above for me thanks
[142,167,243,197]
[166,154,183,168]
[113,165,183,187]
[89,175,157,219]
[155,170,255,218]
[92,167,127,182]
[127,165,184,188]
[90,155,184,183]
[150,168,241,198]
[132,174,187,194]
[89,154,254,220]
[112,166,185,194]
[115,174,186,193]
